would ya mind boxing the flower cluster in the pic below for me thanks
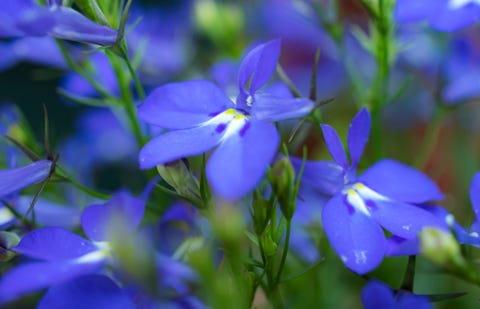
[2,1,480,308]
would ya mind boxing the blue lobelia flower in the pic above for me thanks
[362,280,432,309]
[0,0,117,46]
[394,0,480,32]
[299,108,445,274]
[138,39,313,201]
[0,191,146,304]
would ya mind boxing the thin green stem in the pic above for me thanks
[413,106,446,170]
[275,219,292,284]
[56,40,115,101]
[55,167,109,200]
[120,45,146,101]
[400,255,416,292]
[276,64,303,98]
[107,51,145,146]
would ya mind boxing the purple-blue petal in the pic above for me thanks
[207,119,279,200]
[322,194,386,274]
[251,94,313,122]
[361,280,395,309]
[347,107,371,167]
[396,292,433,309]
[0,160,52,197]
[469,171,480,223]
[15,196,81,228]
[138,124,223,169]
[0,261,102,304]
[394,0,436,24]
[138,80,233,129]
[38,275,136,309]
[49,7,117,45]
[321,124,349,168]
[359,159,444,203]
[370,199,444,239]
[429,5,480,32]
[237,39,281,97]
[13,227,97,260]
[385,235,420,256]
[294,158,344,195]
[81,191,145,242]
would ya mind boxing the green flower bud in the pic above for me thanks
[252,191,269,235]
[262,230,278,257]
[269,157,296,220]
[420,227,466,270]
[157,160,202,206]
[213,205,244,247]
[0,231,20,262]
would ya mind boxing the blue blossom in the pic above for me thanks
[0,0,117,45]
[362,280,432,309]
[138,39,313,200]
[298,108,445,274]
[394,0,480,32]
[0,191,146,304]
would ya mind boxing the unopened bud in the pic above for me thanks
[252,191,269,235]
[157,160,202,206]
[269,157,296,220]
[0,231,20,262]
[420,228,466,270]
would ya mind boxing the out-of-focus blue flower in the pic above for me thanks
[362,280,432,309]
[61,52,118,98]
[138,39,313,201]
[128,4,192,87]
[37,275,136,309]
[442,35,480,104]
[0,191,145,304]
[298,108,445,274]
[394,0,480,32]
[60,108,137,185]
[0,0,117,45]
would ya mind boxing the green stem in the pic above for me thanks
[275,219,292,284]
[413,106,446,170]
[400,255,416,291]
[56,40,115,101]
[120,45,146,101]
[55,167,109,200]
[276,64,303,98]
[106,51,145,146]
[368,0,393,161]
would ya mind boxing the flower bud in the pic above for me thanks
[0,231,20,262]
[420,227,466,270]
[269,157,296,220]
[157,159,202,206]
[252,191,269,235]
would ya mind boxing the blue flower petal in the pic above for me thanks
[370,199,444,239]
[138,124,223,169]
[15,196,81,229]
[38,275,136,309]
[293,158,344,195]
[207,119,279,200]
[394,0,436,23]
[0,261,102,304]
[237,39,281,99]
[397,292,433,309]
[385,235,420,256]
[14,227,97,260]
[429,5,480,32]
[361,280,395,309]
[469,171,480,223]
[49,7,117,45]
[251,94,313,122]
[347,107,370,167]
[139,80,233,129]
[0,160,52,197]
[81,192,145,242]
[321,124,349,168]
[359,159,444,203]
[322,194,386,274]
